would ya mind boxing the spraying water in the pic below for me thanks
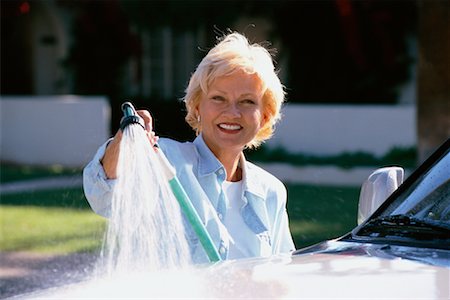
[97,121,192,276]
[9,103,220,299]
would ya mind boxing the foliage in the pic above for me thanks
[109,98,196,142]
[120,0,240,32]
[0,164,82,184]
[273,0,417,103]
[63,0,417,106]
[246,145,417,169]
[63,0,139,97]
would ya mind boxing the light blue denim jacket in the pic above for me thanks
[83,134,295,263]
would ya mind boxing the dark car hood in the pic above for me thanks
[294,239,450,268]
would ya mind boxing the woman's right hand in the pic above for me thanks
[136,109,159,147]
[101,109,158,179]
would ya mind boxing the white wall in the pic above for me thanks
[0,96,110,167]
[268,104,417,156]
[0,99,416,168]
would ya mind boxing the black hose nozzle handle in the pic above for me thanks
[120,101,145,131]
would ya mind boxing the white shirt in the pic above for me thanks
[83,134,295,263]
[222,180,254,259]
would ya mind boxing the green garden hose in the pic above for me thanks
[120,101,221,263]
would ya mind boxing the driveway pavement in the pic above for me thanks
[0,175,90,299]
[0,251,98,299]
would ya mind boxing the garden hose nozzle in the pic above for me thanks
[120,101,145,131]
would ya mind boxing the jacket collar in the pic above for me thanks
[240,154,266,199]
[193,134,223,177]
[193,134,266,200]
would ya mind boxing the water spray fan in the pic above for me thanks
[120,102,222,263]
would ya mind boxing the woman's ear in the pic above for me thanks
[260,113,270,128]
[195,107,200,119]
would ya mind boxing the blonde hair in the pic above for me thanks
[183,32,285,149]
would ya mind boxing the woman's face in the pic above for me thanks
[198,70,266,157]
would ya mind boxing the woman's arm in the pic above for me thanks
[83,109,158,217]
[83,138,116,218]
[101,130,122,179]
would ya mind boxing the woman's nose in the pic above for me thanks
[223,103,241,117]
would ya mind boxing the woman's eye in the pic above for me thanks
[211,95,225,101]
[242,99,256,105]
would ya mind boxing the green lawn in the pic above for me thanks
[1,162,361,254]
[0,183,360,254]
[287,184,360,248]
[0,205,105,254]
[0,187,106,254]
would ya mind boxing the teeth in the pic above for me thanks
[219,123,241,130]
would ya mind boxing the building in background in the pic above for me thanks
[1,0,420,102]
[1,0,448,163]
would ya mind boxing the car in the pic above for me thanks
[17,138,450,299]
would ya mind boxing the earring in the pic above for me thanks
[195,115,201,136]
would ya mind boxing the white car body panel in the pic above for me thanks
[18,248,449,299]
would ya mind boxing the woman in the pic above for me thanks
[83,32,295,263]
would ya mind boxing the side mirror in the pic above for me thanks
[357,167,404,225]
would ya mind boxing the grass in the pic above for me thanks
[0,205,105,254]
[0,184,360,254]
[0,187,106,254]
[245,145,418,169]
[287,184,360,248]
[0,163,361,254]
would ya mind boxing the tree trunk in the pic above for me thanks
[417,0,450,162]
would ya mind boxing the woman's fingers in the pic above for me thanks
[136,109,159,147]
[148,131,159,149]
[136,110,153,132]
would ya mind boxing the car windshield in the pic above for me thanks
[381,148,449,222]
[354,140,450,246]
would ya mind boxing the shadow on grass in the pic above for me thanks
[0,187,90,209]
[286,183,361,249]
[0,164,83,184]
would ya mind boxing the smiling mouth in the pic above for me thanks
[218,123,242,131]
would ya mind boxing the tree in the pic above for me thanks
[417,0,450,161]
[273,0,417,103]
[65,0,139,97]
